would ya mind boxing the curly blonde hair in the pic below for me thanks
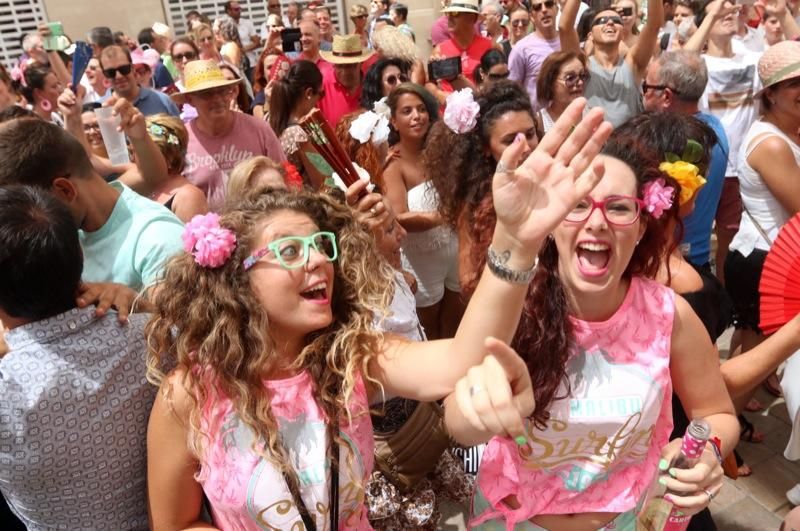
[146,188,395,492]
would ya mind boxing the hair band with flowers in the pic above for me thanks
[658,139,707,206]
[148,123,181,146]
[443,88,480,134]
[349,97,391,145]
[182,213,237,268]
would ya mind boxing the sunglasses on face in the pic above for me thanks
[243,231,338,270]
[561,71,590,87]
[386,73,409,85]
[641,81,681,94]
[173,51,198,62]
[353,14,368,19]
[488,71,510,80]
[616,6,634,16]
[531,0,556,11]
[566,196,645,226]
[102,64,133,78]
[269,3,280,7]
[511,19,530,27]
[592,15,623,27]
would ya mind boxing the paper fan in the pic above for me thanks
[759,214,800,335]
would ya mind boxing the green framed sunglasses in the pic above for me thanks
[243,231,338,270]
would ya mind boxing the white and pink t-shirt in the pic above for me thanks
[471,277,675,529]
[184,112,286,211]
[197,371,375,530]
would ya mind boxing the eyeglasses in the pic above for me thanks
[199,36,214,43]
[531,0,556,11]
[488,71,510,80]
[134,66,150,76]
[560,71,590,88]
[195,85,236,99]
[566,196,645,226]
[243,231,338,270]
[173,51,198,62]
[511,19,530,27]
[641,81,680,94]
[592,15,623,27]
[102,64,133,78]
[616,6,633,16]
[386,73,409,85]
[83,123,101,132]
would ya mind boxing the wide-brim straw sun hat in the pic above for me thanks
[757,40,800,96]
[171,60,241,104]
[319,34,375,64]
[442,0,480,15]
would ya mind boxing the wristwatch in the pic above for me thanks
[486,246,538,284]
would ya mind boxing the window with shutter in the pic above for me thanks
[0,0,47,71]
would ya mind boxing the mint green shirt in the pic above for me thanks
[79,181,184,291]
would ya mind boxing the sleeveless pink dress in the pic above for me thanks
[471,277,675,529]
[197,371,375,530]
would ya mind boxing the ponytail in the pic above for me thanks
[267,59,322,137]
[268,78,292,135]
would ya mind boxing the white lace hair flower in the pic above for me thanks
[443,88,480,134]
[349,98,391,145]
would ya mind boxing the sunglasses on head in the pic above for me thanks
[531,0,556,11]
[102,64,133,78]
[386,73,409,85]
[173,51,198,62]
[592,15,623,27]
[616,6,634,16]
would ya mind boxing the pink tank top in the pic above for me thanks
[197,371,375,530]
[471,277,675,528]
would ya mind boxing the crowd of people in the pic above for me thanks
[1,0,800,529]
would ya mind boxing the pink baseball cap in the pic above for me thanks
[131,47,161,70]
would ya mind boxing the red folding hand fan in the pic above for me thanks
[759,214,800,335]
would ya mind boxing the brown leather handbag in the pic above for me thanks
[373,400,452,491]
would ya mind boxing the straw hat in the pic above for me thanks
[758,40,800,94]
[171,60,240,103]
[442,0,480,15]
[319,34,375,64]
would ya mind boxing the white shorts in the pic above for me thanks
[401,237,460,308]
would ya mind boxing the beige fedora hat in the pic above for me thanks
[319,34,375,64]
[171,60,240,104]
[757,40,800,96]
[442,0,480,15]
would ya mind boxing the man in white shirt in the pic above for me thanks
[224,0,261,79]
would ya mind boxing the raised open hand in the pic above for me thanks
[491,98,612,250]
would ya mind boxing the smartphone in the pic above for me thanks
[428,57,462,82]
[44,21,64,51]
[281,28,302,54]
[615,6,633,16]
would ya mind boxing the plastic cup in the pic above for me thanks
[94,107,130,166]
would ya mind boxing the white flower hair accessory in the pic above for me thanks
[443,88,480,134]
[349,97,391,145]
[331,163,375,193]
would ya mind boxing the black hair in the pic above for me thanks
[0,185,82,320]
[138,28,155,46]
[360,57,410,110]
[268,60,323,136]
[0,119,94,188]
[0,106,37,124]
[376,14,395,26]
[89,26,114,48]
[19,64,52,105]
[386,82,439,145]
[392,3,409,20]
[474,48,507,84]
[81,102,102,113]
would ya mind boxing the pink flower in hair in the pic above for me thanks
[443,88,480,134]
[642,178,675,219]
[182,213,237,268]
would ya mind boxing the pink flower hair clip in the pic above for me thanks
[642,178,676,219]
[182,213,237,268]
[443,88,480,134]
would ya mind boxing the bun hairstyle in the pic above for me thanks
[18,64,51,105]
[267,59,323,137]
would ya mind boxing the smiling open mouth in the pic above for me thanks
[576,242,611,276]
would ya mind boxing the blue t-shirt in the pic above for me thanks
[153,61,174,89]
[681,112,729,266]
[79,181,184,291]
[133,86,180,117]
